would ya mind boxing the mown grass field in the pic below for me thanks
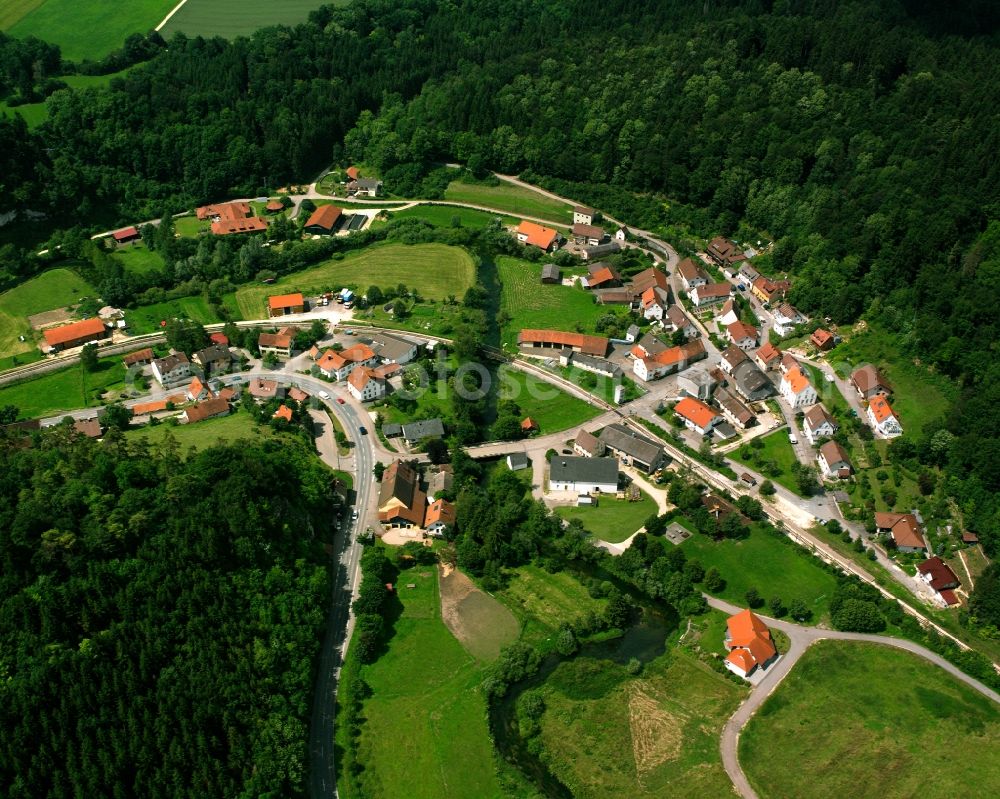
[351,566,504,799]
[113,243,164,275]
[444,178,573,224]
[0,358,125,418]
[0,267,97,359]
[235,243,476,319]
[5,1,176,62]
[679,523,839,623]
[730,430,802,494]
[557,491,658,543]
[125,296,221,334]
[389,204,518,228]
[498,366,600,434]
[741,641,1000,799]
[126,410,274,451]
[538,651,745,798]
[160,0,346,40]
[497,256,607,349]
[174,216,209,238]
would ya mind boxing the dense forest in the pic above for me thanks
[0,429,337,797]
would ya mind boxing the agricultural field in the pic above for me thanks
[125,411,274,451]
[350,565,505,799]
[125,296,221,334]
[4,1,175,62]
[679,523,840,623]
[438,565,519,661]
[234,243,476,318]
[741,641,1000,799]
[730,430,803,495]
[498,366,601,434]
[497,256,608,349]
[444,178,573,224]
[112,243,164,275]
[557,491,659,543]
[0,357,126,418]
[0,267,97,360]
[390,204,517,229]
[537,650,745,798]
[160,0,346,41]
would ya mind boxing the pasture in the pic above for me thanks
[537,651,744,798]
[234,243,476,318]
[160,0,346,41]
[125,296,221,334]
[126,411,273,451]
[497,256,607,348]
[351,566,505,799]
[0,267,97,359]
[5,1,176,62]
[444,178,573,224]
[557,491,658,543]
[390,204,518,229]
[498,366,600,434]
[741,641,1000,799]
[0,358,125,417]
[113,243,164,275]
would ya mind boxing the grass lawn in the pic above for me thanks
[444,178,573,225]
[112,243,164,275]
[0,358,125,418]
[125,411,275,450]
[6,1,176,62]
[498,563,609,648]
[0,267,97,359]
[353,300,467,338]
[497,256,607,349]
[800,362,852,419]
[679,523,840,623]
[557,490,658,543]
[556,364,644,405]
[741,641,1000,799]
[538,650,745,798]
[351,565,504,799]
[831,325,955,439]
[174,216,209,238]
[125,295,222,334]
[499,366,600,434]
[235,243,476,319]
[161,0,348,40]
[730,430,802,495]
[390,204,518,228]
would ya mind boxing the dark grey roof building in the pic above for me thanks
[598,423,667,474]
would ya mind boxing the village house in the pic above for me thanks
[43,317,109,353]
[122,347,154,368]
[347,178,382,197]
[810,328,835,351]
[851,365,893,400]
[548,455,619,495]
[192,344,232,377]
[633,338,707,381]
[572,223,606,246]
[248,377,284,402]
[778,352,799,376]
[112,226,140,245]
[560,349,623,380]
[780,366,818,408]
[715,385,757,429]
[598,423,667,474]
[151,353,191,387]
[273,404,294,423]
[212,216,268,236]
[723,608,778,680]
[754,342,782,372]
[268,292,305,317]
[540,264,561,284]
[664,304,698,338]
[737,262,760,287]
[867,394,903,438]
[916,557,961,607]
[717,298,740,327]
[674,396,722,436]
[259,327,296,360]
[402,418,446,446]
[641,286,672,321]
[706,237,747,268]
[316,343,378,381]
[817,440,852,478]
[771,303,807,336]
[803,403,838,444]
[574,429,606,457]
[573,206,595,226]
[750,276,791,304]
[424,499,456,536]
[584,262,622,289]
[196,201,251,221]
[517,329,610,357]
[630,266,670,297]
[677,368,716,400]
[72,417,103,438]
[615,226,628,241]
[304,205,343,235]
[720,345,749,375]
[182,396,230,424]
[676,258,709,291]
[875,512,926,553]
[731,358,774,401]
[378,460,427,529]
[690,282,733,308]
[516,220,561,252]
[185,376,213,402]
[347,366,386,402]
[727,320,759,350]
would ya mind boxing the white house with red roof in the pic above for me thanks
[867,394,903,438]
[674,396,721,436]
[727,320,759,350]
[916,556,961,607]
[724,608,778,680]
[779,366,817,408]
[347,366,386,402]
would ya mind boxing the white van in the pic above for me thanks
[319,390,331,400]
[788,432,798,444]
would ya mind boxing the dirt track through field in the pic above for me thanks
[438,564,518,660]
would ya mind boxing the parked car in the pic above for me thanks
[319,390,331,400]
[359,426,368,435]
[337,397,345,404]
[788,432,798,444]
[740,472,757,486]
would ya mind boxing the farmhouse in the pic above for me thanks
[182,397,230,424]
[548,455,619,494]
[112,226,140,245]
[780,366,817,408]
[584,262,622,289]
[803,404,838,443]
[754,341,782,371]
[517,329,609,357]
[402,418,446,445]
[727,320,759,350]
[580,241,622,260]
[196,201,251,221]
[674,396,721,436]
[598,423,666,473]
[572,223,606,245]
[817,440,852,478]
[574,429,606,457]
[771,303,806,336]
[268,292,305,317]
[810,328,835,351]
[347,178,382,197]
[724,609,778,680]
[248,377,284,402]
[867,394,903,438]
[304,204,343,234]
[378,460,427,528]
[540,264,561,284]
[720,345,748,375]
[424,499,456,536]
[42,317,109,352]
[676,258,709,290]
[258,327,296,359]
[122,347,154,367]
[916,557,961,607]
[630,267,670,296]
[633,338,707,381]
[516,220,560,251]
[192,344,232,376]
[316,343,378,380]
[750,276,791,304]
[347,366,386,402]
[737,263,760,286]
[707,237,747,268]
[573,206,595,225]
[851,365,892,400]
[151,353,191,387]
[715,385,757,429]
[875,512,926,553]
[211,216,267,236]
[640,286,671,321]
[690,282,732,307]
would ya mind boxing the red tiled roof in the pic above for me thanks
[305,204,343,231]
[727,320,758,343]
[43,317,106,347]
[185,396,229,423]
[259,330,294,349]
[674,397,718,429]
[517,220,559,249]
[521,417,539,431]
[811,328,834,346]
[268,293,304,311]
[131,399,168,416]
[273,404,293,422]
[346,166,360,180]
[112,226,139,241]
[348,366,375,391]
[726,648,756,674]
[783,366,811,395]
[939,589,959,606]
[875,512,924,549]
[288,387,308,402]
[917,556,960,591]
[868,394,897,424]
[517,329,609,356]
[122,347,154,366]
[755,342,782,364]
[727,608,771,647]
[211,216,267,236]
[265,200,284,212]
[588,266,618,287]
[425,499,456,528]
[209,332,229,346]
[197,201,251,221]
